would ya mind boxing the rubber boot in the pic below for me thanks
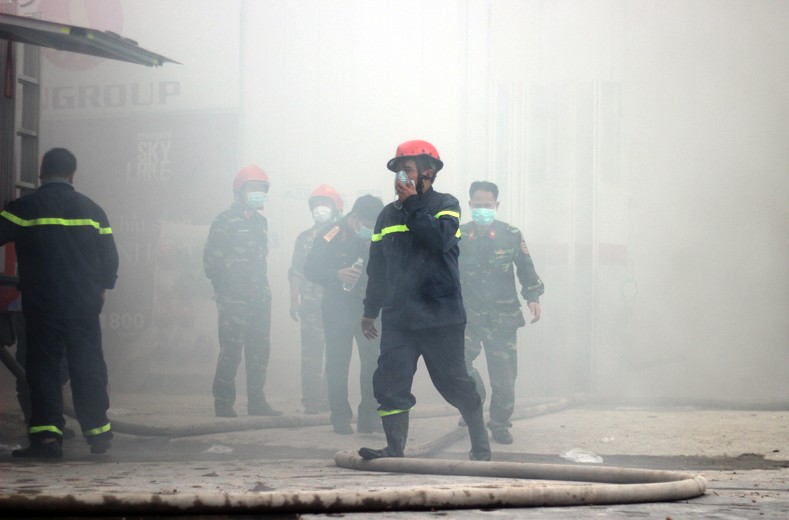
[461,405,491,461]
[358,412,408,460]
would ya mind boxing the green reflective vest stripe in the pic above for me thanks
[0,210,113,235]
[29,425,63,435]
[371,211,460,242]
[378,407,414,417]
[84,422,111,436]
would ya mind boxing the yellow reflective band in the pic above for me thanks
[29,425,63,436]
[372,224,409,242]
[378,407,414,417]
[1,210,113,235]
[84,422,111,436]
[435,210,460,219]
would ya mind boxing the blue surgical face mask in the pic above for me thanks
[357,225,374,241]
[471,208,496,226]
[245,191,267,209]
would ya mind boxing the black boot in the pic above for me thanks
[12,438,63,459]
[358,412,408,460]
[461,405,491,461]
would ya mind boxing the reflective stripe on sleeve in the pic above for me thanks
[372,210,460,241]
[1,210,113,235]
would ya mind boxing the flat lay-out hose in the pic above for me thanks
[2,394,706,515]
[1,454,706,514]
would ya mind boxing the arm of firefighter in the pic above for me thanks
[0,207,22,245]
[363,218,386,319]
[402,196,461,253]
[288,237,306,320]
[203,217,228,291]
[513,229,545,304]
[97,209,119,290]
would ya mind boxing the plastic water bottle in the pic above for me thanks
[343,257,364,292]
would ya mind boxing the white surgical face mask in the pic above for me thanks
[312,205,333,224]
[245,191,267,209]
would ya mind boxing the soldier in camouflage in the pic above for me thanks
[288,185,343,415]
[204,165,282,418]
[459,181,544,444]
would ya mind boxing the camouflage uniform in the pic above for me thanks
[204,202,272,414]
[459,220,544,433]
[289,226,328,411]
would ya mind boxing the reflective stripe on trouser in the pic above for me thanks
[465,323,518,430]
[373,323,481,415]
[298,296,327,407]
[321,296,379,428]
[213,297,271,407]
[24,313,111,440]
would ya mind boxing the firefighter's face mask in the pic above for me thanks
[312,205,333,224]
[245,191,267,209]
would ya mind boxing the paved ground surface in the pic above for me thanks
[0,389,787,518]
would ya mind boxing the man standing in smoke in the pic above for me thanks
[288,185,343,415]
[204,165,281,418]
[1,148,118,458]
[459,181,544,445]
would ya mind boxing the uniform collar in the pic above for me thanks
[467,221,497,241]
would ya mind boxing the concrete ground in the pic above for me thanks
[0,388,787,519]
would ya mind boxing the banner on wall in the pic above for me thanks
[24,0,241,117]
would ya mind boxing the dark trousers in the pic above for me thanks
[373,323,481,415]
[465,325,518,430]
[213,296,271,408]
[24,313,110,441]
[322,297,379,427]
[298,297,327,408]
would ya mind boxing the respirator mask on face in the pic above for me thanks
[312,205,333,224]
[245,191,267,209]
[357,225,374,241]
[471,208,496,226]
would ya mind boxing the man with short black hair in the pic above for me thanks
[460,180,544,444]
[0,147,119,458]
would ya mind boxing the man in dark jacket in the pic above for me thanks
[0,148,119,458]
[304,194,383,435]
[204,165,281,418]
[460,181,544,445]
[358,140,491,461]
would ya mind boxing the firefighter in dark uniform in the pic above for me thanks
[304,195,384,434]
[0,148,119,458]
[358,140,491,461]
[459,181,544,445]
[204,165,281,418]
[288,184,343,415]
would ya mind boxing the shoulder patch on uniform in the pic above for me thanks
[520,239,530,255]
[322,225,341,242]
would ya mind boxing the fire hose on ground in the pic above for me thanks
[0,361,708,516]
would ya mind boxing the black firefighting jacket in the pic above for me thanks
[363,187,466,331]
[303,216,370,306]
[459,220,544,330]
[0,181,119,317]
